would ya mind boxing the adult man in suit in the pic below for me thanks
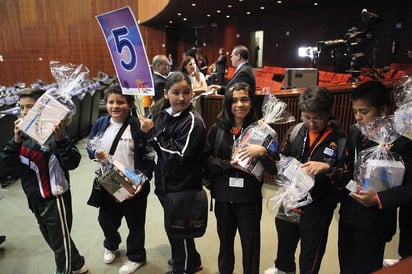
[142,55,171,115]
[209,45,256,95]
[152,55,171,102]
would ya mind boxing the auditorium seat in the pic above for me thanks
[66,96,81,141]
[0,114,18,151]
[90,88,103,127]
[0,114,18,182]
[78,92,92,138]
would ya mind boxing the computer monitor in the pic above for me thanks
[285,68,318,88]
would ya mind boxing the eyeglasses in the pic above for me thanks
[301,115,327,123]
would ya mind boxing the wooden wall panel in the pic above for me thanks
[1,0,411,87]
[0,0,167,86]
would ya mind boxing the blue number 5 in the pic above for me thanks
[112,26,136,71]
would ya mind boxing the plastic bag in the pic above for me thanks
[87,135,148,202]
[18,61,89,145]
[232,94,295,179]
[393,76,412,140]
[355,116,405,192]
[266,155,314,223]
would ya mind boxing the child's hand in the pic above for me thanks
[13,119,23,143]
[123,184,143,200]
[301,161,330,176]
[235,144,266,163]
[94,149,108,162]
[349,188,378,207]
[53,119,66,142]
[139,115,154,133]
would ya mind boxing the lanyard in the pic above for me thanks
[300,126,329,161]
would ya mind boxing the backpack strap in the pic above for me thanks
[288,122,304,144]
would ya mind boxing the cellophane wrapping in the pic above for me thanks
[393,75,412,140]
[87,135,148,202]
[355,116,405,192]
[232,94,295,179]
[18,61,89,145]
[266,155,314,223]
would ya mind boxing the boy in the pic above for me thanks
[338,80,412,273]
[0,88,88,274]
[265,86,346,274]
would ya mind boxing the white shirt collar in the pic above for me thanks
[165,106,182,117]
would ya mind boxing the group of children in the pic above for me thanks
[1,75,410,274]
[263,80,412,274]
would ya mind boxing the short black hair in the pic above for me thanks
[18,88,45,100]
[351,80,390,109]
[299,86,333,113]
[104,84,135,107]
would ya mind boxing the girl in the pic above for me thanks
[139,72,206,274]
[204,82,278,274]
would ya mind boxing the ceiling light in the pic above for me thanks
[207,14,211,17]
[183,18,187,21]
[226,15,230,18]
[228,5,232,8]
[246,11,251,15]
[169,20,173,24]
[217,10,221,13]
[314,2,319,6]
[192,3,196,7]
[277,0,282,4]
[177,12,182,16]
[260,6,265,10]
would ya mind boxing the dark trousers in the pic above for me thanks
[214,200,262,274]
[399,204,412,258]
[28,190,85,274]
[275,206,335,274]
[98,190,148,263]
[338,222,385,274]
[158,194,202,274]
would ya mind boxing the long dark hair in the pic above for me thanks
[217,82,257,130]
[151,72,192,120]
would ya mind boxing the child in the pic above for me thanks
[338,80,412,273]
[203,82,278,274]
[139,71,206,274]
[265,86,346,274]
[87,84,155,274]
[0,88,88,274]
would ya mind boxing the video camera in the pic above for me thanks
[315,9,382,75]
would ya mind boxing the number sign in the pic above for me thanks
[96,7,154,95]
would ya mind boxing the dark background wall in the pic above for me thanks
[0,0,410,86]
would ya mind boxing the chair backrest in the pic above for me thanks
[0,114,18,150]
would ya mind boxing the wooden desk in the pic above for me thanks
[201,80,397,140]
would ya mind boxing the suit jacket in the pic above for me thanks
[219,62,256,95]
[153,72,167,102]
[215,54,227,74]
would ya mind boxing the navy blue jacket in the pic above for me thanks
[87,115,155,196]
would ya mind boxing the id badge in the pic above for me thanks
[229,177,244,188]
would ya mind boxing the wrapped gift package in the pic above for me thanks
[394,104,412,140]
[232,123,278,179]
[362,159,405,192]
[19,93,71,145]
[98,160,143,202]
[281,157,315,193]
